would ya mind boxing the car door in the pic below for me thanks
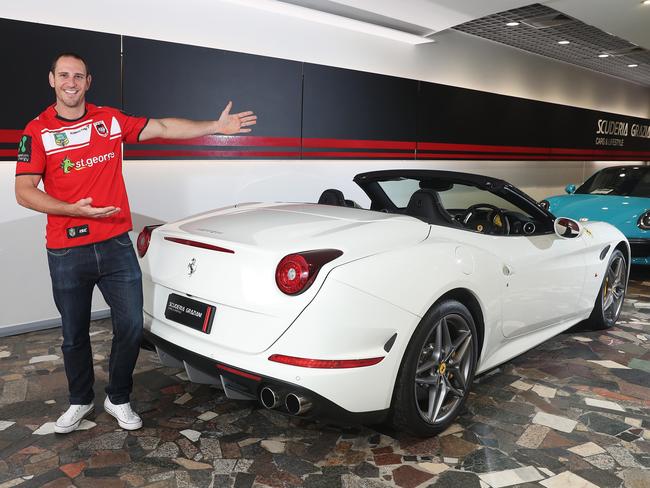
[437,183,588,339]
[494,231,587,338]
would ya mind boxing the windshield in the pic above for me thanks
[576,166,650,197]
[377,178,525,214]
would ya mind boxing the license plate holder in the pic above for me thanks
[165,293,215,333]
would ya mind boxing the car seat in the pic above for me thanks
[318,189,347,206]
[406,189,460,227]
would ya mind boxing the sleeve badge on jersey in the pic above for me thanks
[17,135,32,162]
[94,121,108,137]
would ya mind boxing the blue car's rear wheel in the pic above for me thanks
[392,299,478,436]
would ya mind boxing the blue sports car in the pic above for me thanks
[543,165,650,265]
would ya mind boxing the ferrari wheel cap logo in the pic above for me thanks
[188,258,197,277]
[438,363,447,375]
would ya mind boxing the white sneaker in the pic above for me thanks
[104,397,142,430]
[54,403,94,434]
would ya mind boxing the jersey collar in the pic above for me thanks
[50,103,89,122]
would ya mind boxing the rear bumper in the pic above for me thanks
[142,329,388,426]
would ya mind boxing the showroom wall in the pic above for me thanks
[1,0,649,335]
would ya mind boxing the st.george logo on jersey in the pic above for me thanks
[54,132,69,147]
[94,121,108,137]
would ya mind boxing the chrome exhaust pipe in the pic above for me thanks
[260,386,281,409]
[285,393,312,415]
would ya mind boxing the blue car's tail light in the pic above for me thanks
[638,211,650,230]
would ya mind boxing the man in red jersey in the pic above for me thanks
[15,53,257,433]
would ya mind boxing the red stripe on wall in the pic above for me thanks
[418,142,650,158]
[303,138,416,150]
[550,147,650,157]
[302,151,415,158]
[124,150,301,158]
[140,135,301,147]
[417,152,649,160]
[0,130,22,143]
[417,142,549,154]
[2,129,648,160]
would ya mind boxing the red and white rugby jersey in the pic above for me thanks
[15,103,148,249]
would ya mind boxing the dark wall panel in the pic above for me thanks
[122,37,303,159]
[1,18,648,162]
[416,81,650,160]
[549,105,650,152]
[417,82,556,160]
[0,18,120,160]
[302,64,418,158]
[418,83,554,147]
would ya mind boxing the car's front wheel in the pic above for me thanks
[584,249,627,330]
[391,299,478,436]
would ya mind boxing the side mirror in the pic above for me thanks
[565,184,576,194]
[554,217,582,239]
[539,199,550,210]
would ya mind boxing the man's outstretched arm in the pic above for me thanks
[139,101,257,141]
[15,175,120,218]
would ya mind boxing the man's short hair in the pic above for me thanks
[50,53,90,76]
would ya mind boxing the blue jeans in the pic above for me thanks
[47,233,143,405]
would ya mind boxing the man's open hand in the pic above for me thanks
[217,101,257,134]
[71,197,120,218]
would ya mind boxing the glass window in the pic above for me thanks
[375,176,547,235]
[377,179,421,208]
[576,167,650,197]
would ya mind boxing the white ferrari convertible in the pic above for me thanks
[137,169,629,436]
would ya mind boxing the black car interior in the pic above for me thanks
[405,189,462,228]
[319,174,552,236]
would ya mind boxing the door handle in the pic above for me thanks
[502,264,513,276]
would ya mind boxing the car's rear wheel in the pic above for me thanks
[391,299,478,436]
[584,249,627,330]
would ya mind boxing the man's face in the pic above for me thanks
[48,56,92,109]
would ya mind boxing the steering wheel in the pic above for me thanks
[461,204,510,235]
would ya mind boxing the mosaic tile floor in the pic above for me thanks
[1,270,650,488]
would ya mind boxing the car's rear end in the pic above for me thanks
[137,202,429,422]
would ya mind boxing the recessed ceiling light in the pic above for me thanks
[598,54,610,58]
[557,40,570,45]
[506,22,520,27]
[643,1,650,6]
[628,63,639,67]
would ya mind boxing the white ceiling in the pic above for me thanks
[283,0,650,49]
[547,0,650,51]
[281,0,650,86]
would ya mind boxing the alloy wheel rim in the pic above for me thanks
[413,313,474,425]
[602,255,626,322]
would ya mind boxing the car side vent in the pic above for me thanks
[520,12,575,29]
[384,333,398,353]
[599,245,611,261]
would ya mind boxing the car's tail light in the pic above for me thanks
[268,354,384,368]
[137,225,162,257]
[638,211,650,230]
[275,249,343,295]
